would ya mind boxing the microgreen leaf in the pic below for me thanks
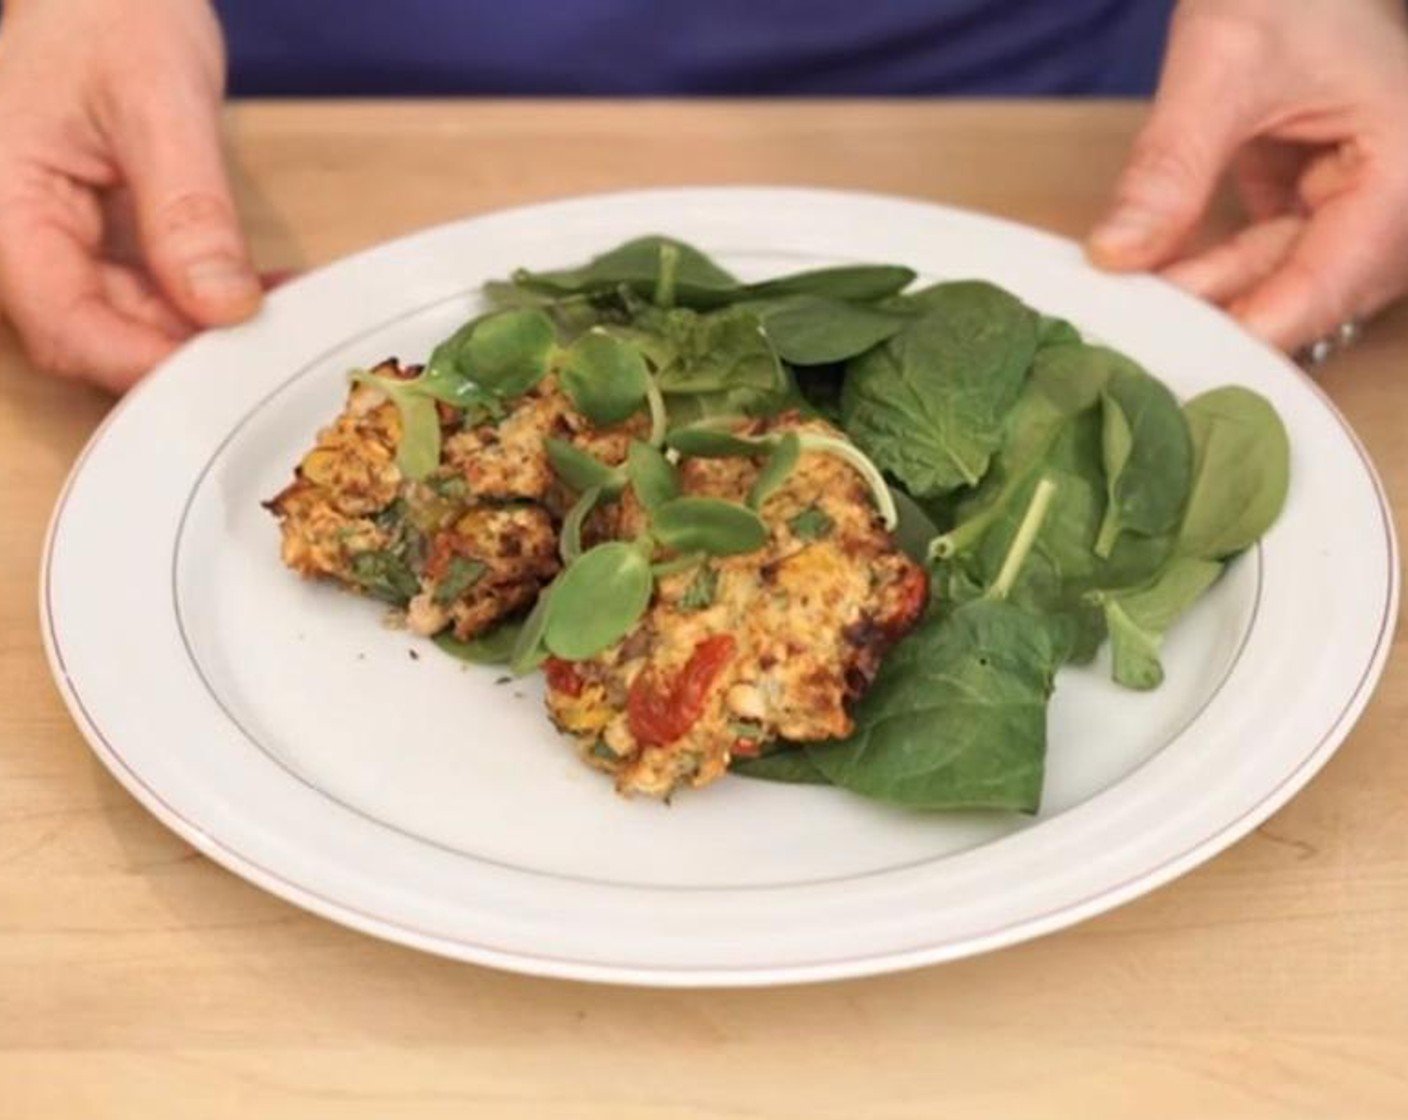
[626,440,680,511]
[544,543,654,661]
[747,432,801,509]
[442,308,556,398]
[560,331,651,426]
[560,486,603,564]
[652,498,770,556]
[544,437,626,494]
[393,392,444,481]
[508,584,556,675]
[665,425,771,458]
[348,369,444,481]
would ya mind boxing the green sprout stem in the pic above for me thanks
[645,376,669,446]
[988,477,1057,602]
[655,242,680,308]
[795,432,898,530]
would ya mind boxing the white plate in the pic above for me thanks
[41,187,1397,987]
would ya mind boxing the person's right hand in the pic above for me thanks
[0,0,261,392]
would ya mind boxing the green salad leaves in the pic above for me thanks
[365,234,1291,816]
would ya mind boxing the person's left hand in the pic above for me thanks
[1087,0,1408,356]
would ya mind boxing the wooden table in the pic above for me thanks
[3,101,1406,1119]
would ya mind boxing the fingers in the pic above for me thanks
[99,260,199,339]
[111,85,262,328]
[1088,14,1266,271]
[1229,184,1408,351]
[1161,215,1304,305]
[0,163,187,389]
[0,207,181,392]
[1233,141,1308,221]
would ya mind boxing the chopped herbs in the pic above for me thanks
[348,549,421,606]
[679,566,719,611]
[788,506,834,541]
[434,556,488,606]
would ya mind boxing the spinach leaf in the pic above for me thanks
[731,748,834,786]
[1036,316,1082,349]
[651,308,783,392]
[434,622,523,666]
[1093,356,1193,558]
[1177,386,1290,560]
[758,297,908,366]
[1093,556,1224,690]
[805,598,1065,812]
[840,281,1038,498]
[560,331,651,425]
[512,236,740,308]
[936,408,1122,663]
[932,343,1180,634]
[743,263,916,302]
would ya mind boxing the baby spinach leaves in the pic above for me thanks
[841,281,1039,498]
[759,297,908,366]
[743,263,916,303]
[805,599,1064,811]
[463,237,1293,813]
[1094,358,1193,558]
[512,236,741,308]
[1177,386,1291,561]
[803,479,1064,812]
[1093,557,1223,689]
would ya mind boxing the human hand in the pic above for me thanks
[0,0,260,391]
[1087,0,1408,356]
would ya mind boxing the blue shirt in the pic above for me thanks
[214,1,1173,97]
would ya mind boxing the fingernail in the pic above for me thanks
[186,257,261,313]
[1090,207,1158,259]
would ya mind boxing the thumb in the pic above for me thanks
[115,89,261,327]
[1089,17,1260,270]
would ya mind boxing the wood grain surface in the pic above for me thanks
[2,101,1405,1120]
